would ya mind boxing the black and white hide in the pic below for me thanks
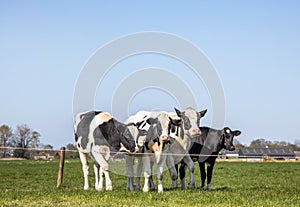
[141,112,182,193]
[166,107,207,189]
[74,111,142,191]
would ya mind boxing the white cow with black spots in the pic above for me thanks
[74,111,143,191]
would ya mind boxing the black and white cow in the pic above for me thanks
[185,126,241,190]
[74,111,144,191]
[166,107,207,189]
[125,107,206,192]
[141,112,182,193]
[124,111,159,191]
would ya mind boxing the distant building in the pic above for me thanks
[294,151,300,160]
[238,148,296,160]
[219,149,239,159]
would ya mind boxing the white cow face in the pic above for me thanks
[122,123,150,153]
[156,112,170,142]
[175,107,207,138]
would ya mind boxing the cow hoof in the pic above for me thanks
[127,186,134,191]
[188,183,196,189]
[143,187,149,192]
[84,186,89,190]
[207,184,211,190]
[201,186,211,191]
[106,186,112,191]
[96,187,103,191]
[95,185,103,191]
[158,184,163,193]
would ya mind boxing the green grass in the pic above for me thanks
[0,159,299,207]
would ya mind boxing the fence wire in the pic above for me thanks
[0,146,296,159]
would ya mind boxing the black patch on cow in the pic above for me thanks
[94,126,110,147]
[141,122,147,129]
[115,120,137,152]
[76,112,97,149]
[75,133,78,142]
[182,113,192,130]
[136,120,146,129]
[96,119,119,149]
[94,111,102,115]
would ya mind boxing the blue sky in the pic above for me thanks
[1,1,300,148]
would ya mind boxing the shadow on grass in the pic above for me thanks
[161,186,230,192]
[210,186,229,191]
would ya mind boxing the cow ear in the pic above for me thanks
[174,108,182,117]
[199,109,207,118]
[233,130,241,136]
[169,117,182,126]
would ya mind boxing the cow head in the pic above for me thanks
[174,107,207,138]
[148,112,172,143]
[145,112,183,162]
[125,123,148,153]
[115,121,143,153]
[222,127,242,151]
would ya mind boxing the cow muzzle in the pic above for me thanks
[193,128,201,135]
[160,135,169,142]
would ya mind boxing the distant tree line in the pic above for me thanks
[0,124,54,158]
[234,138,300,151]
[1,124,299,159]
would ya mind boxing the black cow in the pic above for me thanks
[181,126,241,190]
[74,111,144,191]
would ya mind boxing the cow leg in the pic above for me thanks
[79,152,89,190]
[206,161,215,190]
[98,166,104,191]
[183,156,195,189]
[166,155,178,188]
[94,163,100,190]
[135,157,143,191]
[103,166,112,191]
[125,155,134,191]
[149,159,156,191]
[90,146,112,191]
[179,163,187,189]
[199,162,206,189]
[157,154,167,193]
[127,177,133,191]
[173,164,179,188]
[142,155,151,192]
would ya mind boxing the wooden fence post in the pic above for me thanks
[57,146,66,188]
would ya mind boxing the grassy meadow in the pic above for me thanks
[0,159,299,207]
